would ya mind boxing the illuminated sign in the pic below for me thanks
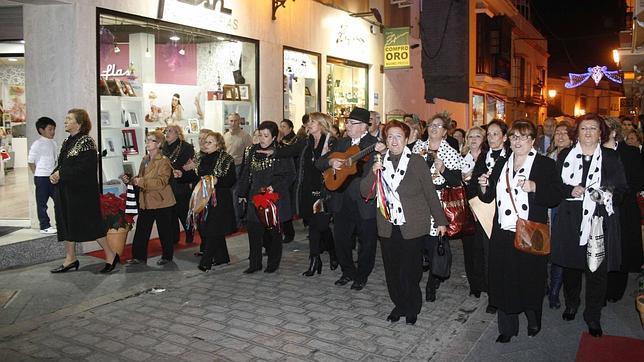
[159,0,238,32]
[383,27,410,69]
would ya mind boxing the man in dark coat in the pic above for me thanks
[316,107,380,291]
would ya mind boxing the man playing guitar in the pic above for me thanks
[316,107,385,291]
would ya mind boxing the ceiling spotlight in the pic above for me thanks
[169,35,180,41]
[114,44,121,53]
[216,36,225,41]
[7,58,17,62]
[19,40,25,44]
[178,47,186,56]
[145,48,151,58]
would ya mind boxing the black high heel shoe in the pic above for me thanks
[405,315,417,325]
[527,325,541,337]
[329,252,339,271]
[302,255,322,276]
[587,321,603,337]
[99,254,119,274]
[562,307,577,321]
[50,260,79,273]
[495,334,512,343]
[198,264,211,272]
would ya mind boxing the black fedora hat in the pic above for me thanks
[347,107,371,125]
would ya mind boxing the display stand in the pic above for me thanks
[99,96,145,193]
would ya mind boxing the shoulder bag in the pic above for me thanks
[505,169,550,255]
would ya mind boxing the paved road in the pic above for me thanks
[0,221,641,361]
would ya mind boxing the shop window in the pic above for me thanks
[486,95,505,123]
[326,57,368,129]
[283,48,320,131]
[98,11,258,192]
[472,93,485,126]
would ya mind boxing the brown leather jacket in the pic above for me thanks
[136,153,176,210]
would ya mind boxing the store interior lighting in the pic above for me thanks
[169,34,180,41]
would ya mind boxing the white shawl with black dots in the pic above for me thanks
[381,148,412,226]
[496,148,537,232]
[561,143,602,246]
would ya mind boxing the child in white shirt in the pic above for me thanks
[28,117,58,234]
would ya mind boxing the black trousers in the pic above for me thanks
[497,309,541,336]
[308,213,334,256]
[606,271,629,301]
[462,223,487,292]
[199,232,230,267]
[381,226,424,318]
[132,206,174,261]
[332,200,377,283]
[34,176,56,230]
[563,260,607,323]
[282,220,295,241]
[171,183,192,243]
[247,221,282,270]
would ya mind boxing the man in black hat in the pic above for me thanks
[316,107,382,291]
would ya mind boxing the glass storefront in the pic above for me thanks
[326,57,368,129]
[472,93,485,126]
[485,94,506,123]
[283,48,320,129]
[97,10,258,192]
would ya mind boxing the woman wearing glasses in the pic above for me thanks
[123,130,176,265]
[478,120,562,343]
[412,113,463,302]
[551,114,627,337]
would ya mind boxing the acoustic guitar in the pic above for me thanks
[323,143,377,191]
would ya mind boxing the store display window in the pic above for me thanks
[485,94,506,123]
[98,10,258,192]
[326,57,368,129]
[472,93,484,126]
[283,48,320,130]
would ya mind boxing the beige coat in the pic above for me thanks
[136,153,176,210]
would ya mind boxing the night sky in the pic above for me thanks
[530,0,627,77]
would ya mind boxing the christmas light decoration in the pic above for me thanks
[565,65,622,88]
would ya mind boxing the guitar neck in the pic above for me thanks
[349,143,377,162]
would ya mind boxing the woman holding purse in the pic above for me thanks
[551,114,627,337]
[412,113,463,302]
[361,120,448,325]
[477,120,562,343]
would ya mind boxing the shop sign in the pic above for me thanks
[384,27,410,70]
[159,0,239,32]
[100,64,130,79]
[334,24,367,52]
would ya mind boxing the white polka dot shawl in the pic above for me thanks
[495,148,537,232]
[561,143,603,246]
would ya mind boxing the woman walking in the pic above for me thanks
[361,120,447,325]
[551,114,627,337]
[182,131,237,271]
[123,130,176,265]
[478,120,562,342]
[50,109,118,274]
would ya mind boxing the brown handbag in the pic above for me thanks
[505,169,550,255]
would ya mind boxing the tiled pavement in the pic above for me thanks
[0,221,641,361]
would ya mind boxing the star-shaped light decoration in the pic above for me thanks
[565,65,623,88]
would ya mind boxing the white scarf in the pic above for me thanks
[462,152,476,179]
[562,143,603,246]
[485,147,507,173]
[496,148,537,232]
[412,139,463,185]
[381,148,411,225]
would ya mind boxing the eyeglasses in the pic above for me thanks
[428,124,444,129]
[346,121,362,126]
[509,134,531,141]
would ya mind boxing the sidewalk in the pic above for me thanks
[0,221,642,361]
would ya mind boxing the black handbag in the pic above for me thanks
[432,236,452,279]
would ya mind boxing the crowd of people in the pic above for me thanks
[44,107,642,343]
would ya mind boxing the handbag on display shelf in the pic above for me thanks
[505,170,550,256]
[251,188,280,229]
[440,185,476,237]
[432,235,452,279]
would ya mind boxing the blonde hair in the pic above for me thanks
[203,130,226,152]
[461,126,486,156]
[148,130,165,143]
[308,112,331,134]
[165,124,185,141]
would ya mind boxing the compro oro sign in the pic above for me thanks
[384,27,410,69]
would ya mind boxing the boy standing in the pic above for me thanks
[28,117,58,234]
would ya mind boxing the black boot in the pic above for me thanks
[302,255,322,276]
[425,276,437,302]
[329,251,339,271]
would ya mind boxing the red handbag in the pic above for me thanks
[440,186,476,237]
[252,188,280,229]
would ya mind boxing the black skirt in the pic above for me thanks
[488,226,548,313]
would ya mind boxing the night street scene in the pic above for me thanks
[0,0,642,361]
